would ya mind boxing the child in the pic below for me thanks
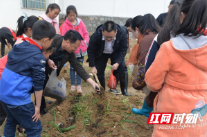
[132,2,181,117]
[16,15,39,44]
[62,5,89,94]
[145,0,207,136]
[39,3,61,34]
[124,18,132,54]
[0,20,56,137]
[0,27,16,57]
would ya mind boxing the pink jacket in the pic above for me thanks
[145,34,207,137]
[62,18,89,57]
[39,14,60,34]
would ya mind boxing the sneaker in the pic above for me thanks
[18,127,26,136]
[40,108,48,115]
[109,89,121,95]
[45,100,53,104]
[71,85,76,92]
[76,85,83,94]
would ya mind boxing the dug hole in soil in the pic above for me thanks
[0,39,153,137]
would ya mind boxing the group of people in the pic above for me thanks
[0,0,207,136]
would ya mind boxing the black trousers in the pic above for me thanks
[95,53,127,89]
[0,103,6,126]
[0,34,15,57]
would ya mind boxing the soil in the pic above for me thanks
[0,39,154,137]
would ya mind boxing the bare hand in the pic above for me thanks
[48,59,57,70]
[32,106,41,122]
[111,63,119,70]
[91,67,97,74]
[92,82,101,94]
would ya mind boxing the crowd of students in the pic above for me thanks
[0,0,207,136]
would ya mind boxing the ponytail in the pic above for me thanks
[46,3,61,14]
[176,0,207,36]
[16,15,39,37]
[16,16,25,37]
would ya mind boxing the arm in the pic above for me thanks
[145,39,160,73]
[32,55,46,121]
[61,23,68,36]
[132,40,150,90]
[115,31,128,65]
[87,33,98,67]
[81,22,89,45]
[68,53,90,81]
[145,43,171,92]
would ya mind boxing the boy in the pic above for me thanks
[0,20,56,137]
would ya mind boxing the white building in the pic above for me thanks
[0,0,171,30]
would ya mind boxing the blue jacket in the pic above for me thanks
[0,41,46,105]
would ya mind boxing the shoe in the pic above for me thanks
[18,127,26,136]
[119,72,131,96]
[71,85,76,92]
[40,108,48,115]
[45,100,53,104]
[109,89,121,95]
[76,85,83,94]
[132,99,153,117]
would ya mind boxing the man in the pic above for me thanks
[87,21,131,96]
[40,30,100,114]
[156,0,176,27]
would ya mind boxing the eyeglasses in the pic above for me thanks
[103,36,116,41]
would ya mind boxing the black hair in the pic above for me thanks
[131,14,160,35]
[64,30,83,44]
[32,20,56,40]
[157,3,181,45]
[176,0,207,36]
[66,5,78,16]
[46,3,61,14]
[125,18,132,27]
[169,0,176,6]
[16,15,39,37]
[102,21,117,32]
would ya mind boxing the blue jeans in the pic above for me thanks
[0,101,42,137]
[70,56,84,85]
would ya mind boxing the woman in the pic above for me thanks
[145,0,207,136]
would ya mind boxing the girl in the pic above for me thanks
[16,15,39,44]
[129,14,159,115]
[145,0,207,136]
[39,3,61,34]
[62,5,89,94]
[124,18,132,54]
[0,27,16,57]
[132,2,181,117]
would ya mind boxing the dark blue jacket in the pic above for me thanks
[0,41,46,105]
[87,24,128,67]
[145,35,160,73]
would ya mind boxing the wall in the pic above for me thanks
[0,0,58,30]
[59,15,129,36]
[59,0,171,19]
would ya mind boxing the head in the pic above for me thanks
[42,46,55,59]
[125,18,133,32]
[46,3,61,19]
[66,5,78,22]
[157,2,181,45]
[131,14,160,39]
[16,15,39,37]
[168,0,176,12]
[102,21,117,42]
[176,0,207,36]
[62,30,83,53]
[32,20,56,51]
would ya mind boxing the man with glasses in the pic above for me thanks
[87,21,131,96]
[39,30,100,115]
